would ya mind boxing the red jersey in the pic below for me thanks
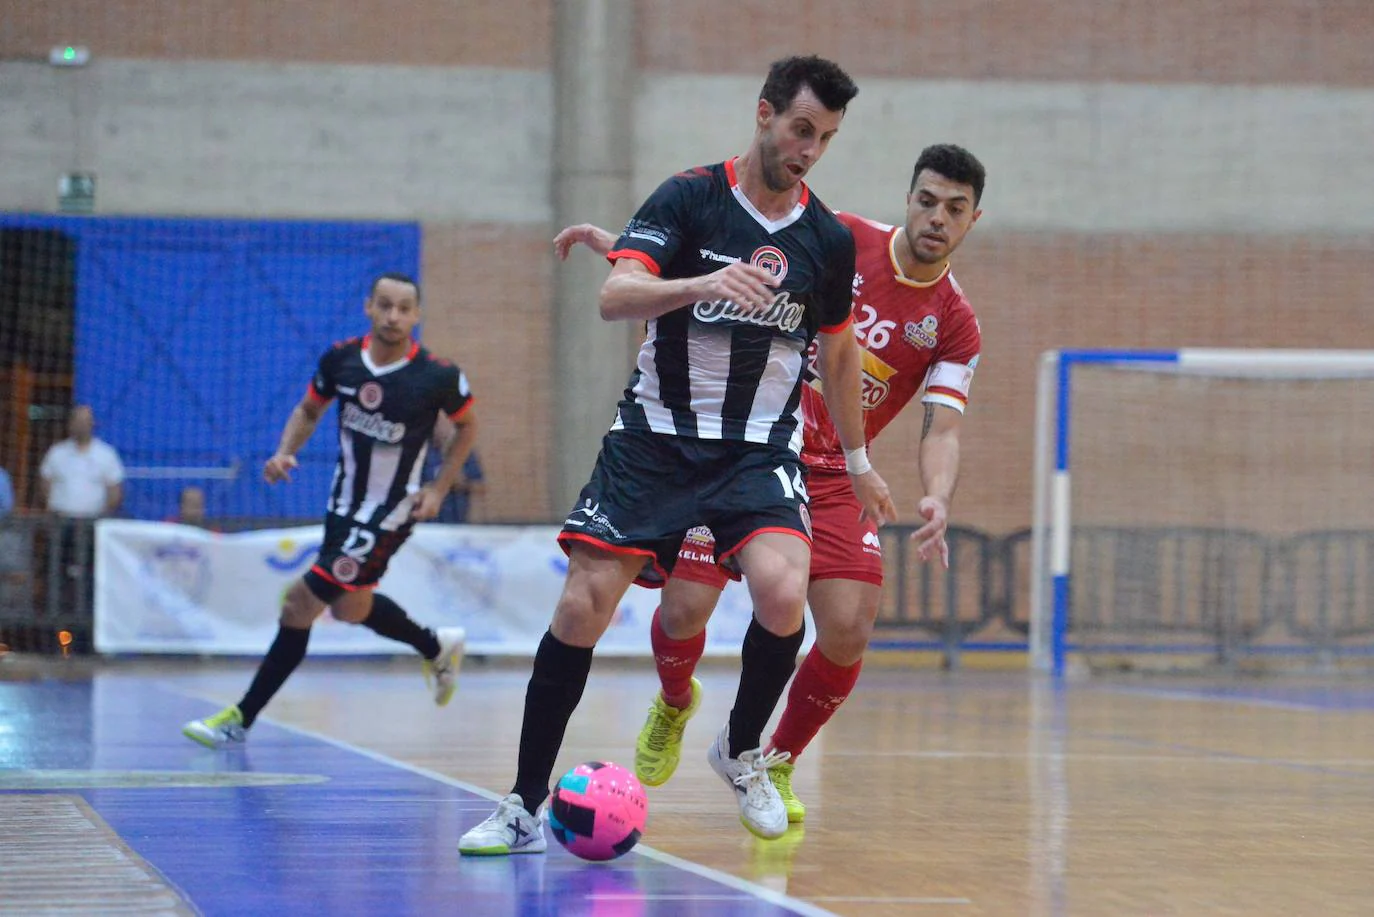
[802,212,981,473]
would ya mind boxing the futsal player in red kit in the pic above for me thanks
[554,143,987,829]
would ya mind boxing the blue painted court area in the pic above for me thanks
[0,677,829,917]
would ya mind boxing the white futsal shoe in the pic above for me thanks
[707,724,791,840]
[459,793,547,856]
[182,706,247,749]
[424,627,466,707]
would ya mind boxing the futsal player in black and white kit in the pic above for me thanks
[183,273,475,748]
[460,56,896,855]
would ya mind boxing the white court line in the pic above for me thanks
[593,894,971,905]
[1099,685,1342,712]
[166,685,841,917]
[825,750,1374,766]
[811,898,972,905]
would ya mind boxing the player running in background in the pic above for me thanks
[183,273,475,748]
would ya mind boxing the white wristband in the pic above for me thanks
[844,446,871,476]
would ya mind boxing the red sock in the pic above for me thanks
[651,607,705,709]
[769,647,863,759]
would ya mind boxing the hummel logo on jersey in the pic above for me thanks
[699,248,741,265]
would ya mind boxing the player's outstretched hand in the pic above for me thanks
[410,486,444,522]
[697,262,780,312]
[554,224,618,260]
[850,468,897,528]
[263,453,298,484]
[911,495,950,569]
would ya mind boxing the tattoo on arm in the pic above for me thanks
[921,404,935,440]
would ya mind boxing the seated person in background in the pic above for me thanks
[170,485,212,528]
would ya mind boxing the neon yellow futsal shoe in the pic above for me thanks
[182,706,246,749]
[768,761,806,823]
[634,677,702,786]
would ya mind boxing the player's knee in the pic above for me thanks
[659,606,708,639]
[552,584,612,639]
[279,581,323,628]
[817,617,873,665]
[659,597,712,638]
[752,578,809,625]
[330,590,373,624]
[279,595,316,628]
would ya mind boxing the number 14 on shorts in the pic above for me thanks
[773,466,808,501]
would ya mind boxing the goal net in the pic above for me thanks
[1031,349,1374,675]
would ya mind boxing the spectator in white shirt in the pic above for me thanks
[40,405,124,519]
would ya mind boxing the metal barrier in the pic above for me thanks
[0,516,96,655]
[874,524,1029,668]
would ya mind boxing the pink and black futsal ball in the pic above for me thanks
[548,761,648,861]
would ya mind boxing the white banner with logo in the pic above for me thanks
[94,520,793,656]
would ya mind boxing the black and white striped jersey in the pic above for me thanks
[306,335,473,530]
[605,159,855,453]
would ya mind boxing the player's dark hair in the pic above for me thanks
[910,144,986,205]
[759,55,859,115]
[370,272,421,302]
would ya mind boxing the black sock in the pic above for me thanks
[510,630,594,815]
[237,625,311,727]
[360,593,441,659]
[728,617,805,758]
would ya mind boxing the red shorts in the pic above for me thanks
[671,468,884,589]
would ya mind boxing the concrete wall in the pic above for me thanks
[4,0,1373,529]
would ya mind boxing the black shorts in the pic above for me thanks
[303,514,414,603]
[557,429,811,587]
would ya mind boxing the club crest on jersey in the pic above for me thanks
[331,556,360,584]
[359,381,384,410]
[750,246,788,282]
[799,503,813,539]
[904,315,939,349]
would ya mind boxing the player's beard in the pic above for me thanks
[905,224,950,265]
[758,134,797,193]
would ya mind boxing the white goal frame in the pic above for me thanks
[1030,349,1374,676]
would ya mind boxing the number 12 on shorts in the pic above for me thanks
[773,466,808,502]
[341,526,376,561]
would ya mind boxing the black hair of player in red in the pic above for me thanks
[910,144,987,206]
[758,55,859,116]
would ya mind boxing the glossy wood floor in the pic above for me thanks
[117,655,1374,917]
